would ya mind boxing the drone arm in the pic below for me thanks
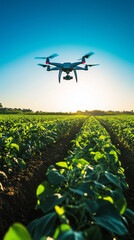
[48,62,63,68]
[74,69,78,82]
[47,66,61,71]
[71,61,83,68]
[74,66,88,70]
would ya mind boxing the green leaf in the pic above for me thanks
[10,143,19,151]
[105,172,121,188]
[124,208,134,224]
[56,162,69,169]
[55,206,65,216]
[83,225,102,240]
[36,181,54,200]
[94,152,104,162]
[102,196,113,204]
[53,224,71,239]
[92,180,106,190]
[85,199,99,214]
[98,174,112,186]
[93,201,128,235]
[4,223,32,240]
[109,150,118,163]
[70,182,96,197]
[99,135,106,141]
[47,167,65,185]
[17,158,26,170]
[27,212,57,240]
[40,193,66,214]
[120,177,128,190]
[72,158,89,166]
[55,229,84,240]
[110,190,127,214]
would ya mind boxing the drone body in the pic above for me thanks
[35,52,99,83]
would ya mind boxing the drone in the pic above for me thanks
[35,52,99,83]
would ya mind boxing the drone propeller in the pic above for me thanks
[35,57,46,59]
[83,52,94,58]
[78,52,94,60]
[35,53,58,60]
[38,64,48,68]
[47,53,59,59]
[87,64,99,67]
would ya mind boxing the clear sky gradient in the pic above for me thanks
[0,0,134,112]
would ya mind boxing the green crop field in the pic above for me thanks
[0,114,85,175]
[97,115,134,153]
[1,114,134,240]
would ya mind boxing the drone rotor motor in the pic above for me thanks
[46,57,50,64]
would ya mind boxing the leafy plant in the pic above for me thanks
[4,116,134,239]
[0,115,85,178]
[97,115,134,152]
[26,117,133,239]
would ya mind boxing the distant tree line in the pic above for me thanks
[0,103,133,115]
[76,110,134,116]
[0,104,33,114]
[35,111,71,115]
[0,103,3,108]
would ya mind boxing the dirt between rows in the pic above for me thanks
[0,124,83,239]
[98,119,134,240]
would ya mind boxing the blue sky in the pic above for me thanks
[0,0,134,112]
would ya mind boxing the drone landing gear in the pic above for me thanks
[58,69,62,83]
[74,69,78,82]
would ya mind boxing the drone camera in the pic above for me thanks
[63,75,73,80]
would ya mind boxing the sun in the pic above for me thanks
[66,87,92,112]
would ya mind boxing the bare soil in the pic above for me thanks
[0,124,83,239]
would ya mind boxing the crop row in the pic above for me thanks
[97,115,134,152]
[4,116,134,240]
[0,115,85,183]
